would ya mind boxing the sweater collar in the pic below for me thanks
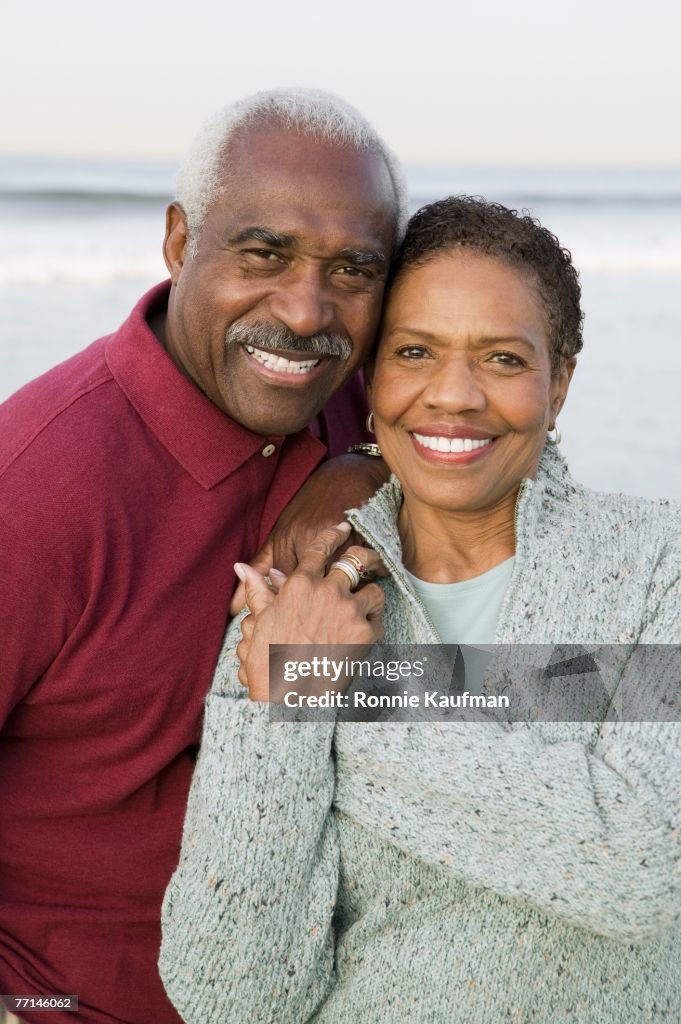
[347,445,581,555]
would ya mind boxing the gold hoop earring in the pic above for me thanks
[366,411,375,433]
[546,424,562,445]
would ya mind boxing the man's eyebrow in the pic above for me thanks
[336,248,387,267]
[227,230,386,267]
[228,226,298,248]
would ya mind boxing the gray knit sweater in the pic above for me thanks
[160,448,681,1023]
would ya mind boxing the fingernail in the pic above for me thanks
[234,562,246,581]
[334,521,351,533]
[269,568,287,579]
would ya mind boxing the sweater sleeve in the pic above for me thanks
[637,517,681,643]
[159,620,339,1024]
[334,645,681,944]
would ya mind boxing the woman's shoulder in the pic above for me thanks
[537,447,681,542]
[575,482,681,545]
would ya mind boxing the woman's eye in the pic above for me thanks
[489,351,525,368]
[395,345,429,359]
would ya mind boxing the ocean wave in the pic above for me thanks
[0,263,164,286]
[0,188,171,204]
[410,192,681,208]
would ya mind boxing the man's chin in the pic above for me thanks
[237,411,323,438]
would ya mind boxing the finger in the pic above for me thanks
[234,562,276,617]
[334,544,387,580]
[354,582,385,620]
[294,522,352,578]
[237,660,249,688]
[268,568,287,592]
[229,540,274,615]
[326,560,360,590]
[236,634,250,671]
[240,613,255,642]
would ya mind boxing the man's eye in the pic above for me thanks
[244,249,285,264]
[335,265,370,278]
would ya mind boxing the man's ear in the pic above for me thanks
[550,356,576,423]
[163,203,189,283]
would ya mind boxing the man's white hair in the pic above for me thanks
[175,88,409,258]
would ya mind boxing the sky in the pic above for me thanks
[3,0,680,167]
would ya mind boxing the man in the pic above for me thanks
[0,89,406,1024]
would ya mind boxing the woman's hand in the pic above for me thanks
[228,455,390,616]
[234,523,385,701]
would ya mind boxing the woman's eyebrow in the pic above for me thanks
[386,327,538,349]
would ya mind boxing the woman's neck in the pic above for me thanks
[398,490,518,583]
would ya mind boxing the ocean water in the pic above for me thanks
[1,156,679,498]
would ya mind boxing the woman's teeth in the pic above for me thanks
[413,433,493,453]
[245,345,320,374]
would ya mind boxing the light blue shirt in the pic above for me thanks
[404,557,515,693]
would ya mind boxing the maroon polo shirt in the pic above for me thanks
[0,282,369,1024]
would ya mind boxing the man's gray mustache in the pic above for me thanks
[225,320,353,360]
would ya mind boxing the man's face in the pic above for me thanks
[162,124,398,435]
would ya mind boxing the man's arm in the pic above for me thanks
[0,514,75,727]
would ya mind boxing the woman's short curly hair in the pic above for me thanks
[391,196,584,368]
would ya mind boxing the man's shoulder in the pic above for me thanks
[0,336,116,478]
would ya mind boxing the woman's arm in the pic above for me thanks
[334,644,681,944]
[160,527,386,1023]
[159,621,339,1024]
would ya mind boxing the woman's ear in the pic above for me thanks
[550,356,576,422]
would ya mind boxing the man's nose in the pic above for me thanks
[422,356,487,414]
[267,266,335,338]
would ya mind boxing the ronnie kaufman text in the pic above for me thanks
[282,691,510,710]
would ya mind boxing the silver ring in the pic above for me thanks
[329,558,361,590]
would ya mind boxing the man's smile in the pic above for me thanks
[244,343,323,375]
[241,342,335,386]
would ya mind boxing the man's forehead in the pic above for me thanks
[213,124,398,229]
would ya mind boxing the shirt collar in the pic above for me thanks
[105,281,325,489]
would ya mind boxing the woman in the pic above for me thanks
[160,198,681,1023]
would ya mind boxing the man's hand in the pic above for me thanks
[234,523,385,702]
[229,454,390,615]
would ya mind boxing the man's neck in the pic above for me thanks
[148,308,169,351]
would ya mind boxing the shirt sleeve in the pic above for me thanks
[159,619,339,1024]
[333,645,681,945]
[0,513,75,728]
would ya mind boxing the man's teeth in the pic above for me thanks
[245,345,320,374]
[413,433,493,453]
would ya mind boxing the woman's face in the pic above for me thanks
[369,251,574,519]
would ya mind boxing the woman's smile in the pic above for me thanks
[409,427,498,462]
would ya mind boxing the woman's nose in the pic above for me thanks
[422,357,487,414]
